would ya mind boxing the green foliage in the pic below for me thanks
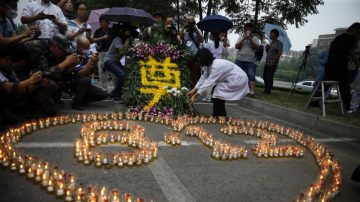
[87,0,324,40]
[257,48,321,82]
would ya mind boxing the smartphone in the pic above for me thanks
[45,14,56,20]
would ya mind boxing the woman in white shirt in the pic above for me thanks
[201,30,228,59]
[200,31,229,101]
[188,48,249,117]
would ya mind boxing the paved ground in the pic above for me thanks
[1,100,359,202]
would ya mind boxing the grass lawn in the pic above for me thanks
[252,86,360,127]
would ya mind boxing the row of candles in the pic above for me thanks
[185,126,248,160]
[220,125,305,158]
[0,149,147,202]
[75,121,158,167]
[0,112,342,201]
[164,133,181,146]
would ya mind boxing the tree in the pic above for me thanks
[221,0,324,35]
[86,0,324,38]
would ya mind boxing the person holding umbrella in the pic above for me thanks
[188,48,249,117]
[263,29,283,94]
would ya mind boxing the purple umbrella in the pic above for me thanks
[87,8,110,33]
[102,7,155,26]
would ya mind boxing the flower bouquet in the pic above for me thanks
[123,39,193,115]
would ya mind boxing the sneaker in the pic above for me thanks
[249,91,255,97]
[112,96,125,104]
[347,110,356,114]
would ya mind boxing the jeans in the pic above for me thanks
[263,64,278,94]
[97,52,108,89]
[235,60,256,81]
[104,60,126,98]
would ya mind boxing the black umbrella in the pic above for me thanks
[197,14,233,32]
[102,7,156,26]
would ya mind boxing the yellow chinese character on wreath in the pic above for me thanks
[139,56,181,110]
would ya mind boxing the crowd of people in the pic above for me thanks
[0,0,359,130]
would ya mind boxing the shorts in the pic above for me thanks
[235,60,257,81]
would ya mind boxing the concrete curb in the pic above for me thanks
[239,98,360,140]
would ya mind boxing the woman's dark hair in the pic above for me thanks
[74,1,87,11]
[99,15,109,23]
[196,48,214,66]
[211,30,220,49]
[244,23,253,30]
[270,29,279,37]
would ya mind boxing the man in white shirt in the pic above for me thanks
[21,0,67,39]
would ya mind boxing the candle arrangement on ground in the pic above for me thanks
[220,125,305,158]
[164,132,182,146]
[185,126,248,160]
[75,121,158,167]
[0,112,341,201]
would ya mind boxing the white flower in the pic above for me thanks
[170,87,177,93]
[181,87,189,91]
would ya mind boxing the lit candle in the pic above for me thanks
[74,186,85,202]
[98,186,108,202]
[68,174,76,190]
[56,180,65,196]
[27,167,34,178]
[110,189,120,202]
[65,189,73,201]
[47,176,54,192]
[19,163,25,174]
[42,171,49,187]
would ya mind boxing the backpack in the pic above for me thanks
[255,45,264,62]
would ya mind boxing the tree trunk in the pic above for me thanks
[204,0,213,42]
[254,0,260,25]
[176,0,180,30]
[198,0,203,20]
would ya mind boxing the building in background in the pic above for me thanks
[311,27,347,53]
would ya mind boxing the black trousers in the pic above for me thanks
[263,64,278,94]
[212,98,226,117]
[70,77,108,106]
[325,69,351,110]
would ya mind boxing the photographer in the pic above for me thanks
[21,0,68,39]
[104,23,136,102]
[164,17,181,45]
[69,36,107,110]
[235,23,260,97]
[180,15,204,87]
[0,44,56,126]
[23,33,80,105]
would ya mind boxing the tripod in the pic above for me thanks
[288,45,312,96]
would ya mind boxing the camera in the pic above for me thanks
[185,20,196,31]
